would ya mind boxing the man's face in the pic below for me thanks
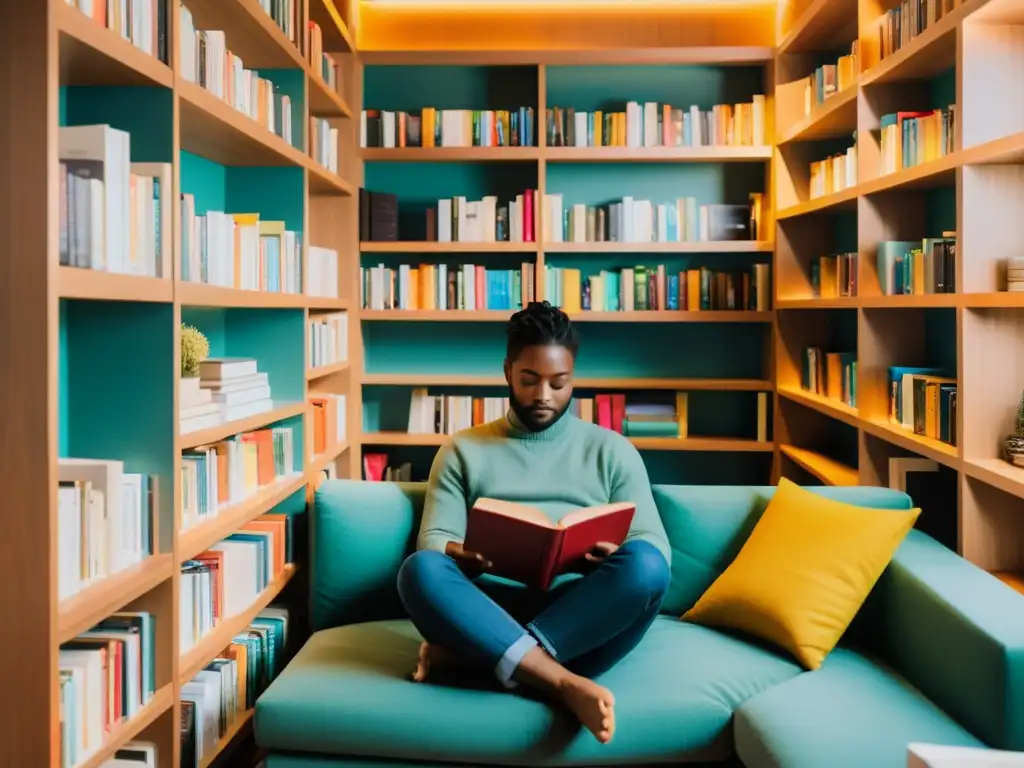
[504,343,575,431]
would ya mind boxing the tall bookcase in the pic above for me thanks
[0,0,358,766]
[354,50,778,487]
[772,0,1024,589]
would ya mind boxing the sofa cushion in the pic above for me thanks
[734,647,985,768]
[256,616,801,765]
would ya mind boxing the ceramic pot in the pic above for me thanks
[1003,435,1024,466]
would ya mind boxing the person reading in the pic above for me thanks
[397,301,672,745]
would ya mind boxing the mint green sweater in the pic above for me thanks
[417,411,672,566]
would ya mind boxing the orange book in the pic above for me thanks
[463,498,635,591]
[242,518,287,576]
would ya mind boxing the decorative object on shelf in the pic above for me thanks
[1002,390,1024,467]
[1006,257,1024,292]
[180,323,210,403]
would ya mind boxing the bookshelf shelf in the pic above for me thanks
[308,361,351,380]
[780,444,859,486]
[177,282,309,308]
[56,3,173,88]
[306,296,350,310]
[198,709,255,768]
[309,442,350,476]
[74,684,174,768]
[58,268,174,303]
[179,402,307,450]
[543,241,774,253]
[777,386,861,429]
[309,0,355,53]
[178,473,307,562]
[309,76,352,119]
[777,187,860,219]
[362,373,774,391]
[778,88,858,145]
[963,458,1024,502]
[360,310,514,321]
[179,564,298,685]
[309,161,357,196]
[360,242,538,253]
[776,298,860,309]
[357,48,777,67]
[361,432,774,452]
[861,419,959,468]
[543,147,773,163]
[570,311,774,323]
[57,554,175,644]
[362,147,541,162]
[777,0,858,55]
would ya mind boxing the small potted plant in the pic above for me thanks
[180,323,209,407]
[1003,390,1024,466]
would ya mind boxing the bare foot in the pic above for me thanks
[411,642,466,682]
[558,675,616,744]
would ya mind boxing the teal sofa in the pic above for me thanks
[255,480,1024,768]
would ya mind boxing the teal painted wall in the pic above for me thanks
[61,86,174,162]
[255,69,306,151]
[364,66,538,112]
[60,299,176,552]
[925,308,957,375]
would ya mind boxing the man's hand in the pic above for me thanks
[584,541,619,565]
[445,541,493,575]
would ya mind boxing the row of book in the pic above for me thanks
[361,108,537,148]
[179,7,295,147]
[59,611,156,768]
[59,125,170,277]
[430,191,539,243]
[542,194,764,243]
[179,195,303,292]
[810,141,858,199]
[308,246,340,298]
[878,236,957,295]
[63,0,167,63]
[802,347,858,408]
[180,513,292,654]
[180,357,276,435]
[309,312,348,370]
[805,42,858,114]
[878,0,955,61]
[812,253,858,299]
[363,452,413,482]
[310,394,347,456]
[57,459,156,603]
[256,0,298,44]
[879,107,956,175]
[578,391,769,441]
[545,98,768,148]
[308,21,341,92]
[311,117,339,173]
[546,264,772,313]
[181,425,298,533]
[361,263,536,311]
[889,366,957,445]
[181,606,291,768]
[408,392,510,435]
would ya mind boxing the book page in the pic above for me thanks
[472,497,553,528]
[561,501,635,528]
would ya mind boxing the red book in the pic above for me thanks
[463,498,635,590]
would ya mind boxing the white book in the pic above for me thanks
[58,458,126,576]
[908,743,1024,767]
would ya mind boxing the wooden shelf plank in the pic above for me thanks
[780,444,859,486]
[962,292,1024,308]
[777,0,859,55]
[544,241,774,253]
[56,2,173,88]
[58,555,174,645]
[309,442,350,477]
[570,310,774,323]
[179,565,297,685]
[861,418,960,468]
[58,268,173,303]
[361,373,774,390]
[176,282,308,308]
[182,0,305,69]
[359,48,776,66]
[72,685,174,768]
[963,458,1024,502]
[777,87,858,145]
[309,0,355,53]
[776,186,860,219]
[777,297,860,309]
[543,146,772,162]
[777,386,861,429]
[361,432,773,452]
[360,241,538,253]
[180,402,306,450]
[306,295,349,310]
[198,709,255,768]
[360,310,514,322]
[859,294,960,308]
[362,147,540,162]
[179,473,307,562]
[308,76,352,119]
[308,161,356,196]
[307,361,350,380]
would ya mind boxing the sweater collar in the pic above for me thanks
[504,408,575,442]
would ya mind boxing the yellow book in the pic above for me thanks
[562,269,582,313]
[675,392,689,438]
[687,269,701,311]
[593,111,603,146]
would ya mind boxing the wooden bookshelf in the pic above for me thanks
[772,0,1024,580]
[5,1,362,765]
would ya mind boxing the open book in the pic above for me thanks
[463,498,635,590]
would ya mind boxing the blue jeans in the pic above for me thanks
[397,540,670,686]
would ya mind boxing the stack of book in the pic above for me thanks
[812,253,858,298]
[360,107,537,148]
[802,347,857,408]
[180,514,292,653]
[810,141,857,198]
[879,108,956,173]
[804,42,858,113]
[572,393,688,437]
[877,237,957,295]
[407,391,510,434]
[180,425,297,531]
[307,246,340,298]
[181,606,292,768]
[58,611,156,768]
[57,458,156,601]
[429,192,537,243]
[309,312,348,369]
[310,394,346,455]
[63,0,166,61]
[201,357,274,422]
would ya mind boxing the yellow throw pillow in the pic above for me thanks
[682,478,919,670]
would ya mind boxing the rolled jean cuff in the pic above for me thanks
[526,621,559,660]
[495,634,538,688]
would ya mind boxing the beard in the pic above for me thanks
[508,387,570,432]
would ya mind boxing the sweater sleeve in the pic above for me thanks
[417,441,469,552]
[607,437,672,567]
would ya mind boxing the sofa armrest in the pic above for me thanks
[311,479,426,630]
[870,530,1024,749]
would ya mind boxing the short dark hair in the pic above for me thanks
[506,301,579,362]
